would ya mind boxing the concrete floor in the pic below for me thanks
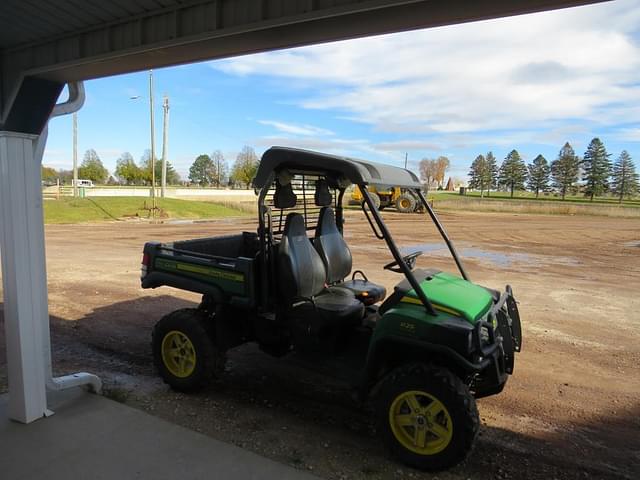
[0,388,317,480]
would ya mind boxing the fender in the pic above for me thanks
[142,271,225,304]
[360,335,493,400]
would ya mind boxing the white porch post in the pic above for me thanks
[0,131,51,423]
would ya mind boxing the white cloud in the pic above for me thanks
[254,135,366,151]
[613,127,640,142]
[215,1,640,137]
[124,87,139,98]
[373,140,441,152]
[258,120,333,136]
[42,149,70,169]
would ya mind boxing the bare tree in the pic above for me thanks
[434,156,450,187]
[419,158,438,193]
[210,150,227,187]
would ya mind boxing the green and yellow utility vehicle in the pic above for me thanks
[140,147,522,471]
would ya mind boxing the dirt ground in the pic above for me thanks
[1,211,639,480]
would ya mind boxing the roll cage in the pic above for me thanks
[253,146,469,315]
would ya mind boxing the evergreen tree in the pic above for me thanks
[611,150,639,203]
[527,154,550,198]
[231,146,259,188]
[189,154,216,186]
[153,159,180,185]
[550,142,580,200]
[134,150,180,186]
[498,149,527,198]
[78,149,109,184]
[582,137,612,201]
[468,154,489,197]
[138,150,154,185]
[485,151,498,197]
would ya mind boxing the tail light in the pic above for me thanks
[141,253,150,279]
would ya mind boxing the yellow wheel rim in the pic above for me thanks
[400,199,411,209]
[161,330,197,378]
[389,390,453,455]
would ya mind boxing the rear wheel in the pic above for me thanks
[396,193,417,213]
[368,192,382,210]
[375,363,479,471]
[152,308,225,392]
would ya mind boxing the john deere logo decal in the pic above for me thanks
[156,258,244,283]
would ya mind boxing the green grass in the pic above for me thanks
[435,190,640,207]
[425,191,640,217]
[43,197,248,224]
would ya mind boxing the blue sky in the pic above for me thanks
[44,0,640,181]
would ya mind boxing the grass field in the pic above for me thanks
[436,190,640,206]
[426,191,640,217]
[43,197,248,224]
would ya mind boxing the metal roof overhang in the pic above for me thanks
[254,146,422,188]
[0,0,608,133]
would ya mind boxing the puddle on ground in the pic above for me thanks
[164,219,194,225]
[164,218,241,225]
[401,242,579,269]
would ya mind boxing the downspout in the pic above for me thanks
[40,82,102,395]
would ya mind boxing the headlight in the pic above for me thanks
[480,325,490,344]
[478,311,496,346]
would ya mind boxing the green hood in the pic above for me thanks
[403,271,492,323]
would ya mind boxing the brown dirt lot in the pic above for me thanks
[1,211,639,479]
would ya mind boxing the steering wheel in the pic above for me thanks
[383,251,423,273]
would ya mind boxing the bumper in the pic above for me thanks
[472,286,522,399]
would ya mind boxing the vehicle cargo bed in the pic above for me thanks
[141,232,259,306]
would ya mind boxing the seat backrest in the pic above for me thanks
[274,180,297,209]
[314,207,352,284]
[278,213,327,300]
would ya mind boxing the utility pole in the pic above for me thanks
[73,112,78,197]
[149,70,157,212]
[404,152,408,170]
[161,95,169,198]
[217,156,221,188]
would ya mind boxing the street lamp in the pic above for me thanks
[161,95,169,198]
[130,70,157,214]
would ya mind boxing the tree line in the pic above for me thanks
[42,148,181,186]
[42,145,262,189]
[467,138,639,203]
[187,146,259,188]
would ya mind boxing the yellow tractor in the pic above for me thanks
[350,185,421,213]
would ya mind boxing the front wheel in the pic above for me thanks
[152,308,225,392]
[375,364,479,471]
[396,193,417,213]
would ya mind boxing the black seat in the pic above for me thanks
[314,207,386,305]
[278,213,364,334]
